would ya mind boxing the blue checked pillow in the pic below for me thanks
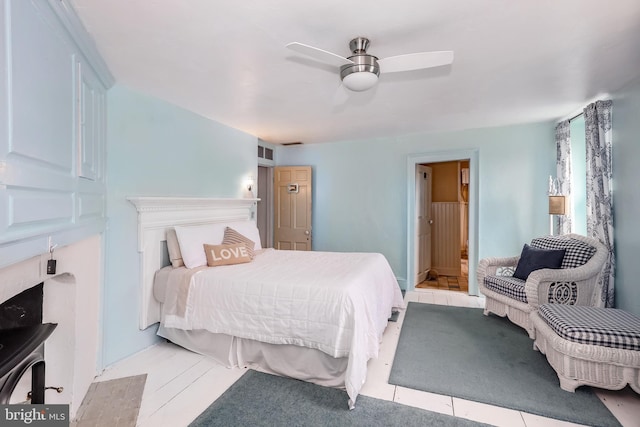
[530,236,596,269]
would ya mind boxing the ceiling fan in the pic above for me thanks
[286,37,454,92]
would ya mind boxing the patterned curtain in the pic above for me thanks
[584,100,614,307]
[555,120,572,234]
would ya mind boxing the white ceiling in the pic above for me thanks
[69,0,640,145]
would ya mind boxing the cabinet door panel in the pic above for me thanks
[77,62,105,180]
[78,193,104,220]
[8,189,73,228]
[10,0,74,172]
[0,3,8,160]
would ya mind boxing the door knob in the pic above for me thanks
[428,219,434,224]
[304,230,310,235]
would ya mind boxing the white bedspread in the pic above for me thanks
[160,248,405,408]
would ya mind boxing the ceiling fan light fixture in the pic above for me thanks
[340,53,380,91]
[342,71,379,91]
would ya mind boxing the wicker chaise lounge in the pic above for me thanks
[478,234,608,338]
[531,304,640,393]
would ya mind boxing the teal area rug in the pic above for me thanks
[190,370,491,427]
[389,302,622,427]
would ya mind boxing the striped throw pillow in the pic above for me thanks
[222,227,255,259]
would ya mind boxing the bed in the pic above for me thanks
[128,197,405,408]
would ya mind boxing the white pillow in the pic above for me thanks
[175,221,261,269]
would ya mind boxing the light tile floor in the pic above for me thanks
[92,290,640,427]
[416,259,469,291]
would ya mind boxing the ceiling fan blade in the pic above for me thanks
[286,42,354,67]
[378,51,454,74]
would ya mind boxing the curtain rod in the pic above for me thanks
[558,93,610,123]
[567,111,583,122]
[557,109,583,124]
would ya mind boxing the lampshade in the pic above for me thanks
[549,195,566,215]
[342,71,379,92]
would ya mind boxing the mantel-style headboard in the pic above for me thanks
[127,197,259,329]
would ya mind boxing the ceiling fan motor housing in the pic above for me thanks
[340,38,380,91]
[349,37,370,54]
[340,55,380,78]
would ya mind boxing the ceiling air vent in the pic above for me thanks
[281,142,303,146]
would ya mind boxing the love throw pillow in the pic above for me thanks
[204,243,252,267]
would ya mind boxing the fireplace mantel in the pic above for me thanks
[127,197,258,329]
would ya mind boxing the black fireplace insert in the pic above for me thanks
[0,283,57,404]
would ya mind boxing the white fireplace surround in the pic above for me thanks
[0,235,102,418]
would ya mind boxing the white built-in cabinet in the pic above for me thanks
[0,0,113,268]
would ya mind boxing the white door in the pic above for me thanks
[416,165,433,284]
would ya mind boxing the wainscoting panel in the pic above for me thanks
[7,189,74,228]
[9,0,75,173]
[431,202,461,277]
[78,192,104,220]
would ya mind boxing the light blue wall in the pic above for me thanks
[277,122,555,289]
[104,85,257,366]
[612,76,640,316]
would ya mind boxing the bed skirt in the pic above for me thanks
[157,325,349,389]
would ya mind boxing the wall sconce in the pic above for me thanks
[243,176,255,199]
[461,168,470,185]
[460,168,470,202]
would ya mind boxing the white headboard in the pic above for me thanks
[127,197,259,329]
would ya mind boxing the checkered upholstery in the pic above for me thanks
[538,304,640,351]
[530,236,596,269]
[483,275,527,303]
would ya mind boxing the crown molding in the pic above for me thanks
[127,197,260,213]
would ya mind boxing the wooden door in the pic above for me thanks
[274,166,312,250]
[416,165,433,284]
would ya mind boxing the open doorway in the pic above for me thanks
[257,165,273,248]
[415,160,469,292]
[407,150,478,295]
